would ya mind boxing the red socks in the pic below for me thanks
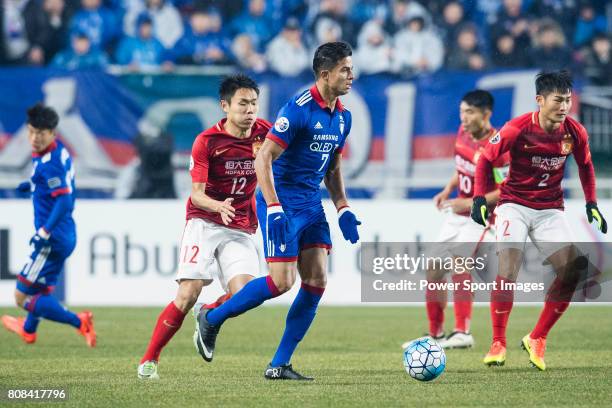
[530,301,570,339]
[490,275,514,347]
[531,275,577,339]
[425,279,447,337]
[452,273,473,333]
[140,302,187,363]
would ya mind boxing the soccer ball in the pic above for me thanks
[402,337,446,381]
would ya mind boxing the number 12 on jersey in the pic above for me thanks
[231,177,246,194]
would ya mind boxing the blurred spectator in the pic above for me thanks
[129,127,176,199]
[266,17,309,77]
[436,1,466,45]
[490,0,531,51]
[491,30,530,68]
[393,16,443,75]
[446,23,487,71]
[463,0,503,28]
[172,9,231,65]
[124,0,183,49]
[313,15,343,46]
[263,0,307,27]
[528,19,573,70]
[51,30,108,69]
[231,33,267,72]
[384,0,430,35]
[348,0,388,26]
[70,0,119,50]
[229,0,275,52]
[1,0,39,64]
[573,1,607,48]
[529,0,576,40]
[354,19,393,75]
[115,13,165,70]
[37,0,72,63]
[582,33,612,85]
[310,0,356,45]
[193,0,243,22]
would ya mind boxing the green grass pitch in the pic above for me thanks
[1,305,611,407]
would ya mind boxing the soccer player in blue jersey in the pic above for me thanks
[1,104,96,347]
[194,42,361,380]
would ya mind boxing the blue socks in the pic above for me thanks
[25,294,81,329]
[23,313,40,334]
[206,276,280,326]
[271,283,324,367]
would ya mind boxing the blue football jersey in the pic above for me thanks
[30,140,76,244]
[267,85,352,209]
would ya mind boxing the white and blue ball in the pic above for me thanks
[403,337,446,381]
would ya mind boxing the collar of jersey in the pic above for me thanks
[310,85,344,112]
[32,140,57,157]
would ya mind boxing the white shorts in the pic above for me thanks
[176,218,261,291]
[494,203,574,258]
[434,211,494,258]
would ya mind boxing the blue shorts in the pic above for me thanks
[256,192,332,262]
[16,241,74,296]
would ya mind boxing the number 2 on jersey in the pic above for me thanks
[538,173,549,187]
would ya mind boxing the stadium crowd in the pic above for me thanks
[0,0,610,84]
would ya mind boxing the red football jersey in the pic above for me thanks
[186,118,271,233]
[481,111,592,210]
[454,127,509,217]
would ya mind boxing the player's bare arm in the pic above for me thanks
[254,138,284,205]
[190,182,235,225]
[323,152,348,210]
[435,171,459,209]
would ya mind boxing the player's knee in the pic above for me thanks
[272,275,295,294]
[14,291,27,308]
[175,280,204,312]
[302,276,327,289]
[426,267,446,281]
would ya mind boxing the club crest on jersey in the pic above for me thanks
[252,141,263,157]
[339,115,345,134]
[489,132,501,144]
[561,133,573,155]
[274,117,290,133]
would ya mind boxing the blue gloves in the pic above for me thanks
[17,181,31,193]
[586,202,607,234]
[30,228,51,253]
[338,207,361,244]
[267,204,290,250]
[16,181,32,197]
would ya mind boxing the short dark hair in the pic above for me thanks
[535,70,573,96]
[312,41,352,78]
[219,74,259,103]
[461,90,494,111]
[27,103,59,130]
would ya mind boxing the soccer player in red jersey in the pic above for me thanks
[471,70,607,370]
[403,90,509,350]
[137,74,271,379]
